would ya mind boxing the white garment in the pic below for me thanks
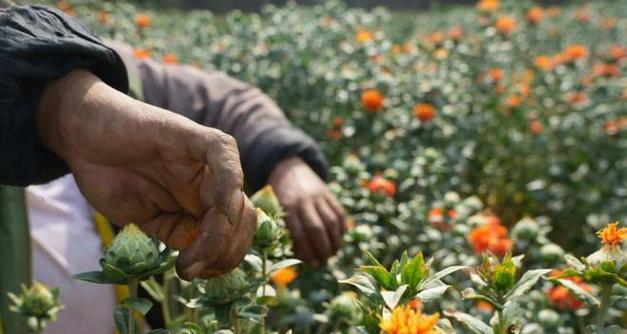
[27,175,115,334]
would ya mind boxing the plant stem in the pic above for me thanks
[261,249,268,334]
[128,278,140,334]
[595,284,612,331]
[161,276,172,325]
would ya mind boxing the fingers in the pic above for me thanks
[299,202,334,265]
[286,210,318,267]
[314,199,343,251]
[324,193,348,233]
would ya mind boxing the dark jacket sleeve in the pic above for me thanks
[0,6,128,186]
[110,42,328,191]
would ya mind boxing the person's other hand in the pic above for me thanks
[268,157,346,267]
[36,70,257,280]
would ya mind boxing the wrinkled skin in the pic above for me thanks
[37,70,257,280]
[269,157,347,267]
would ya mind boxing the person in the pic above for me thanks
[0,3,346,333]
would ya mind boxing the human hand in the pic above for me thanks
[36,70,257,280]
[268,157,346,267]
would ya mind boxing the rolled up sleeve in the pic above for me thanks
[0,5,128,186]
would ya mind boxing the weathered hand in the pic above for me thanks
[37,70,257,280]
[268,157,346,267]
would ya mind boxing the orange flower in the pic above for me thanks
[593,63,620,78]
[574,7,591,23]
[487,67,504,82]
[599,16,617,29]
[162,53,179,64]
[133,48,151,60]
[326,129,342,140]
[476,0,499,12]
[566,91,588,105]
[135,14,151,29]
[547,272,591,311]
[609,44,626,60]
[494,16,517,35]
[597,222,627,247]
[427,31,445,46]
[526,6,544,25]
[366,175,396,197]
[379,304,439,334]
[361,89,384,112]
[468,216,512,257]
[534,56,554,71]
[547,6,560,17]
[604,118,627,136]
[564,44,589,62]
[95,11,109,25]
[475,301,494,313]
[529,119,543,134]
[414,103,437,122]
[57,0,75,16]
[448,26,464,41]
[356,29,374,43]
[506,95,522,108]
[270,267,298,287]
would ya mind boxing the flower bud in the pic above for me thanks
[203,268,250,305]
[254,209,283,250]
[512,217,539,240]
[329,292,362,323]
[443,192,461,206]
[251,185,284,217]
[538,309,560,328]
[343,154,365,175]
[493,258,516,292]
[104,223,159,275]
[21,282,58,317]
[540,243,564,263]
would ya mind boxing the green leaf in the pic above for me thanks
[381,285,408,310]
[123,297,153,316]
[444,310,492,334]
[269,259,302,273]
[360,266,394,290]
[214,303,233,326]
[114,305,140,334]
[146,330,170,334]
[141,278,165,302]
[73,271,125,285]
[420,266,467,289]
[460,288,501,309]
[401,252,427,288]
[244,254,263,272]
[415,284,449,303]
[564,254,586,271]
[363,249,384,268]
[505,269,552,300]
[339,274,381,304]
[554,278,600,306]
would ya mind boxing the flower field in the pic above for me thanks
[20,0,627,333]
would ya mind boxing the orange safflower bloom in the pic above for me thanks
[427,31,445,46]
[609,44,627,60]
[57,0,75,16]
[547,271,591,311]
[487,67,504,82]
[476,0,499,12]
[135,14,151,29]
[597,222,627,247]
[361,89,385,112]
[574,7,591,23]
[133,48,151,59]
[566,91,588,105]
[526,6,544,25]
[270,267,298,287]
[605,118,627,136]
[547,6,560,17]
[534,56,554,71]
[356,29,374,43]
[414,103,437,122]
[552,53,568,66]
[494,16,517,35]
[599,16,618,29]
[98,11,110,24]
[593,63,620,78]
[506,95,522,107]
[475,301,494,313]
[366,175,396,197]
[468,217,513,257]
[564,44,589,61]
[530,119,543,134]
[380,304,439,334]
[448,26,464,41]
[162,53,179,64]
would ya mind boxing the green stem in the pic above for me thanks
[595,284,612,331]
[161,276,172,325]
[261,249,268,334]
[128,279,140,334]
[496,309,505,334]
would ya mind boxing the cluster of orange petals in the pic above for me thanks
[609,44,627,60]
[366,175,397,197]
[98,11,110,25]
[596,222,627,247]
[57,0,75,16]
[162,53,179,64]
[605,118,627,136]
[429,208,457,231]
[326,116,344,140]
[135,14,152,28]
[574,7,591,23]
[563,44,589,62]
[593,63,620,78]
[529,119,543,134]
[380,304,439,334]
[494,16,517,35]
[468,214,513,257]
[476,0,499,13]
[270,267,298,287]
[534,56,554,71]
[361,89,385,112]
[548,271,591,311]
[526,6,544,25]
[414,103,437,122]
[566,91,588,105]
[448,26,464,41]
[133,48,151,60]
[356,29,375,43]
[506,95,522,108]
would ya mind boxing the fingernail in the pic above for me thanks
[227,189,244,225]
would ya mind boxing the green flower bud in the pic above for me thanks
[254,209,283,250]
[443,192,461,206]
[21,282,58,317]
[493,258,516,292]
[203,268,249,305]
[538,309,560,328]
[512,217,539,240]
[104,223,159,275]
[251,185,284,217]
[343,154,364,174]
[540,243,564,264]
[329,292,362,323]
